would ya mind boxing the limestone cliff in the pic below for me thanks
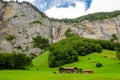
[71,17,120,40]
[52,16,120,42]
[0,1,120,54]
[0,1,51,54]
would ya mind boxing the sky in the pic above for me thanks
[4,0,120,19]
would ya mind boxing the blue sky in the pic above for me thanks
[4,0,120,19]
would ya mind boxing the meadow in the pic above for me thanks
[0,50,120,80]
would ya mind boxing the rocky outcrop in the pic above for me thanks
[0,1,50,54]
[52,16,120,42]
[71,17,120,40]
[0,1,120,54]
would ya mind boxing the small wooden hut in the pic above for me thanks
[59,67,78,73]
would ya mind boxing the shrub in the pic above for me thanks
[0,53,32,70]
[32,36,50,50]
[29,53,37,59]
[104,56,107,58]
[13,15,18,18]
[95,44,102,53]
[65,28,74,37]
[30,20,42,25]
[116,48,120,60]
[88,58,90,60]
[110,34,118,42]
[5,35,16,42]
[96,63,102,68]
[79,68,83,73]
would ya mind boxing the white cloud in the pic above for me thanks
[86,0,120,14]
[4,0,34,3]
[45,1,86,19]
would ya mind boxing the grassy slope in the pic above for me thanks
[0,50,120,80]
[63,50,120,73]
[32,51,49,70]
[32,50,120,72]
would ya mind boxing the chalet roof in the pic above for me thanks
[59,67,78,70]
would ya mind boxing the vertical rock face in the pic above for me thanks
[71,16,120,40]
[51,16,120,42]
[0,1,120,54]
[50,22,70,43]
[0,1,50,54]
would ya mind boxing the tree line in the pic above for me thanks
[0,53,32,70]
[49,10,120,23]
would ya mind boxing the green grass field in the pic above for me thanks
[0,50,120,80]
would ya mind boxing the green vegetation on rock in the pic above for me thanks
[30,20,42,25]
[32,36,50,50]
[5,35,16,42]
[50,10,120,23]
[65,28,75,37]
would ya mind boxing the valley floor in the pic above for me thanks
[0,70,120,80]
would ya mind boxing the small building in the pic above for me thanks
[83,70,93,74]
[59,67,78,73]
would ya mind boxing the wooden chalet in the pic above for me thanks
[59,67,78,73]
[83,70,93,74]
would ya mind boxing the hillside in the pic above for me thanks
[0,1,120,54]
[32,50,120,73]
[32,51,49,70]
